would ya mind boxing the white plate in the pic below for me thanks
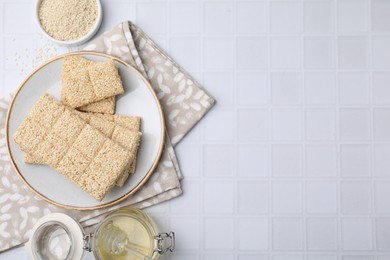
[6,52,165,210]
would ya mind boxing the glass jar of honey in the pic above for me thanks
[25,208,175,260]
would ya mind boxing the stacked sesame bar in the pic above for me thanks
[24,111,142,187]
[61,55,122,114]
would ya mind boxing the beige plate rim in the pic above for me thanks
[5,51,165,211]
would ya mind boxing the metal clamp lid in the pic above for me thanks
[83,234,93,252]
[154,232,175,254]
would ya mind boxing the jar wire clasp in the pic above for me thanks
[83,234,93,252]
[154,232,175,254]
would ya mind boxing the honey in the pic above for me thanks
[95,212,155,259]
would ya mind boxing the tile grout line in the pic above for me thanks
[368,0,378,255]
[334,0,343,256]
[199,0,205,257]
[233,0,239,257]
[300,0,308,256]
[201,139,390,145]
[265,0,273,256]
[229,0,238,150]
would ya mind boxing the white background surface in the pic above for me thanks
[1,0,390,259]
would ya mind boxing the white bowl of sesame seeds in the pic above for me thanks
[35,0,103,47]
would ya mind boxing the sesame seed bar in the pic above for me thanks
[24,110,142,187]
[61,56,124,109]
[77,96,115,114]
[13,94,132,201]
[73,111,142,186]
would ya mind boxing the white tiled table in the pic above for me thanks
[1,0,390,259]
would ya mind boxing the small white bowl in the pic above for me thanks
[35,0,103,47]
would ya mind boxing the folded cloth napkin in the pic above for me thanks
[0,21,215,252]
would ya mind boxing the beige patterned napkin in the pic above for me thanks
[0,21,215,252]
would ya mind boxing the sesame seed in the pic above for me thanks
[38,0,98,41]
